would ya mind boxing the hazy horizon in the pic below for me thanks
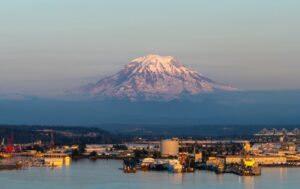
[1,0,300,96]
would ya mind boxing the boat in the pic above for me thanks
[0,153,13,158]
[215,163,225,174]
[42,153,71,168]
[240,158,261,176]
[123,158,137,173]
[152,159,168,171]
[242,158,255,167]
[0,160,22,170]
[167,159,183,173]
[140,158,155,170]
[64,156,71,166]
[182,156,195,172]
[44,158,64,167]
[229,158,261,176]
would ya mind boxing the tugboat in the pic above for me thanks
[240,158,261,176]
[230,158,261,176]
[232,142,261,176]
[123,158,137,173]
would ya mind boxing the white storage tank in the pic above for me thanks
[160,138,179,157]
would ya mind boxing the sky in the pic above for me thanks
[0,0,300,96]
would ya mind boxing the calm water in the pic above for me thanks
[0,160,299,189]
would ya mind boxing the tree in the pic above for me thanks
[152,151,161,159]
[133,149,148,158]
[71,149,81,159]
[89,151,98,157]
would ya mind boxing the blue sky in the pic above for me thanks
[0,0,300,95]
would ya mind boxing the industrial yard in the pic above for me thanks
[1,127,300,177]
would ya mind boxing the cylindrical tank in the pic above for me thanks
[160,138,179,157]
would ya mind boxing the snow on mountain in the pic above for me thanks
[76,54,238,100]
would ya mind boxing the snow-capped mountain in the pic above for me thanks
[76,54,238,100]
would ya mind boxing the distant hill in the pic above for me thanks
[107,124,300,138]
[0,125,120,144]
[0,90,299,127]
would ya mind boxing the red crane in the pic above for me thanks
[4,131,14,153]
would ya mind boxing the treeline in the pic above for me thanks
[0,125,121,145]
[110,124,300,138]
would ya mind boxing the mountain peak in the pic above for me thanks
[76,55,238,101]
[131,54,176,65]
[125,54,194,76]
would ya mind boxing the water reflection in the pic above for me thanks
[0,160,299,189]
[279,167,288,181]
[262,167,288,183]
[241,176,255,189]
[168,173,184,184]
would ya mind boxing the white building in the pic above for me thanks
[160,138,179,157]
[85,144,113,155]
